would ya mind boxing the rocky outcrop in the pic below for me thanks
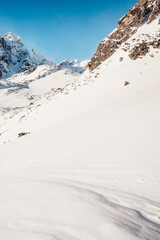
[85,0,160,71]
[129,42,149,59]
[129,38,160,60]
[124,81,130,86]
[0,33,54,79]
[148,0,160,23]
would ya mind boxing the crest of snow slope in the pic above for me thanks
[0,64,79,109]
[58,59,89,73]
[0,19,160,240]
[0,32,55,79]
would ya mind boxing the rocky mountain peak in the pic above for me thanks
[2,32,21,43]
[85,0,160,71]
[0,33,54,79]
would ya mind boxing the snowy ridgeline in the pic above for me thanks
[0,33,55,79]
[58,59,89,73]
[0,32,89,109]
[0,13,160,240]
[0,32,88,79]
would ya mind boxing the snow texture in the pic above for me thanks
[0,17,160,240]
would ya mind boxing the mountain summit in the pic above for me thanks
[3,32,21,42]
[0,33,54,79]
[85,0,160,71]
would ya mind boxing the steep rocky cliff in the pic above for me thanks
[85,0,160,71]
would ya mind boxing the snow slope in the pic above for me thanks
[0,17,160,240]
[58,59,89,73]
[0,64,79,109]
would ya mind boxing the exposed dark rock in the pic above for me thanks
[148,0,160,23]
[152,39,160,48]
[18,132,30,138]
[124,81,130,86]
[85,0,160,71]
[129,39,160,60]
[119,57,124,62]
[24,67,37,75]
[129,42,149,60]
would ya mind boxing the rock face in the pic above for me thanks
[129,39,160,60]
[85,0,160,71]
[129,42,149,59]
[0,33,54,79]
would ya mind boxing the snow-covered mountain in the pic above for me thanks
[0,64,80,109]
[58,59,89,73]
[0,32,54,79]
[0,1,160,240]
[0,32,88,79]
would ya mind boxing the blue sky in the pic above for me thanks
[0,0,136,63]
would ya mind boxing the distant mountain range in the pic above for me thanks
[58,59,89,73]
[0,32,55,79]
[0,32,88,79]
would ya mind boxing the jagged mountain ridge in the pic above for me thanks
[0,33,89,110]
[58,59,89,73]
[0,32,54,79]
[85,0,160,71]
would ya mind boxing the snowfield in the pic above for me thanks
[58,59,89,73]
[0,19,160,240]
